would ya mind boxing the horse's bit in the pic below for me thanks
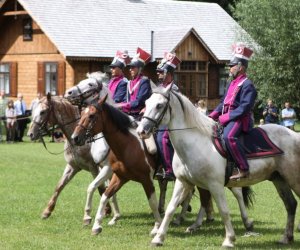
[142,91,171,133]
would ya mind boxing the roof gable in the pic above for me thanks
[16,0,248,62]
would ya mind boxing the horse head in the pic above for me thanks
[72,94,108,146]
[137,84,173,139]
[65,71,109,107]
[27,93,55,140]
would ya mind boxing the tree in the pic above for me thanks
[178,0,237,16]
[233,0,300,109]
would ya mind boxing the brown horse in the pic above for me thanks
[71,95,162,235]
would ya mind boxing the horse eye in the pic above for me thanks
[157,103,163,109]
[88,83,93,87]
[40,111,45,115]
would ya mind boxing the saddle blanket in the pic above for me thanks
[213,127,284,159]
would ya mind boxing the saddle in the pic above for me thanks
[212,124,284,184]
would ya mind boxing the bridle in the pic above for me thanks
[141,90,197,133]
[32,101,54,137]
[76,103,104,143]
[142,90,171,133]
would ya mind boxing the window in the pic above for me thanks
[0,64,10,94]
[23,18,33,41]
[180,61,196,71]
[45,63,58,95]
[198,74,206,96]
[219,66,229,96]
[38,61,65,96]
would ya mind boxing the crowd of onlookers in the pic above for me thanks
[0,91,63,143]
[194,98,298,131]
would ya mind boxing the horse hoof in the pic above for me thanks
[206,218,214,223]
[91,227,102,235]
[172,218,182,226]
[104,206,112,216]
[108,215,120,226]
[245,221,254,232]
[185,227,198,234]
[222,239,234,248]
[83,218,92,226]
[41,212,51,219]
[277,236,294,244]
[151,238,164,247]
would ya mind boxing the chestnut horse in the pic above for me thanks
[27,94,120,226]
[71,95,162,235]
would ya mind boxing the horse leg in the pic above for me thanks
[271,175,297,244]
[141,177,162,236]
[157,178,168,215]
[185,187,213,232]
[151,179,193,246]
[92,174,126,235]
[209,185,235,248]
[42,164,79,219]
[107,192,121,226]
[83,165,115,226]
[229,187,254,231]
[173,188,193,226]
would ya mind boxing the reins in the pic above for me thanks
[142,89,197,133]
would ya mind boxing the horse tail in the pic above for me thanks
[242,186,255,208]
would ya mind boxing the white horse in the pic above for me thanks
[137,84,300,247]
[28,94,121,227]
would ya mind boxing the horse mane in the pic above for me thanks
[103,103,133,134]
[47,96,80,121]
[87,71,114,105]
[170,90,215,136]
[86,71,109,86]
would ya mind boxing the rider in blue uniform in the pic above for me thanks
[209,43,257,180]
[108,50,130,103]
[156,52,181,181]
[117,47,152,120]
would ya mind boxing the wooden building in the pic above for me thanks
[0,0,248,109]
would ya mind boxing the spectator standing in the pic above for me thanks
[0,90,8,141]
[14,93,27,142]
[197,99,208,115]
[5,100,16,143]
[263,99,279,124]
[281,102,296,130]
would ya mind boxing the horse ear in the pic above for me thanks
[98,93,108,105]
[47,92,51,102]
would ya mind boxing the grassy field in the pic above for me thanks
[1,138,300,250]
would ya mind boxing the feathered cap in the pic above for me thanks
[228,43,253,68]
[128,47,151,68]
[109,50,131,69]
[156,52,181,73]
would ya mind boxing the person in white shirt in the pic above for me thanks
[14,93,27,141]
[281,102,296,131]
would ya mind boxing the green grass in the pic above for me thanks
[1,139,300,249]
